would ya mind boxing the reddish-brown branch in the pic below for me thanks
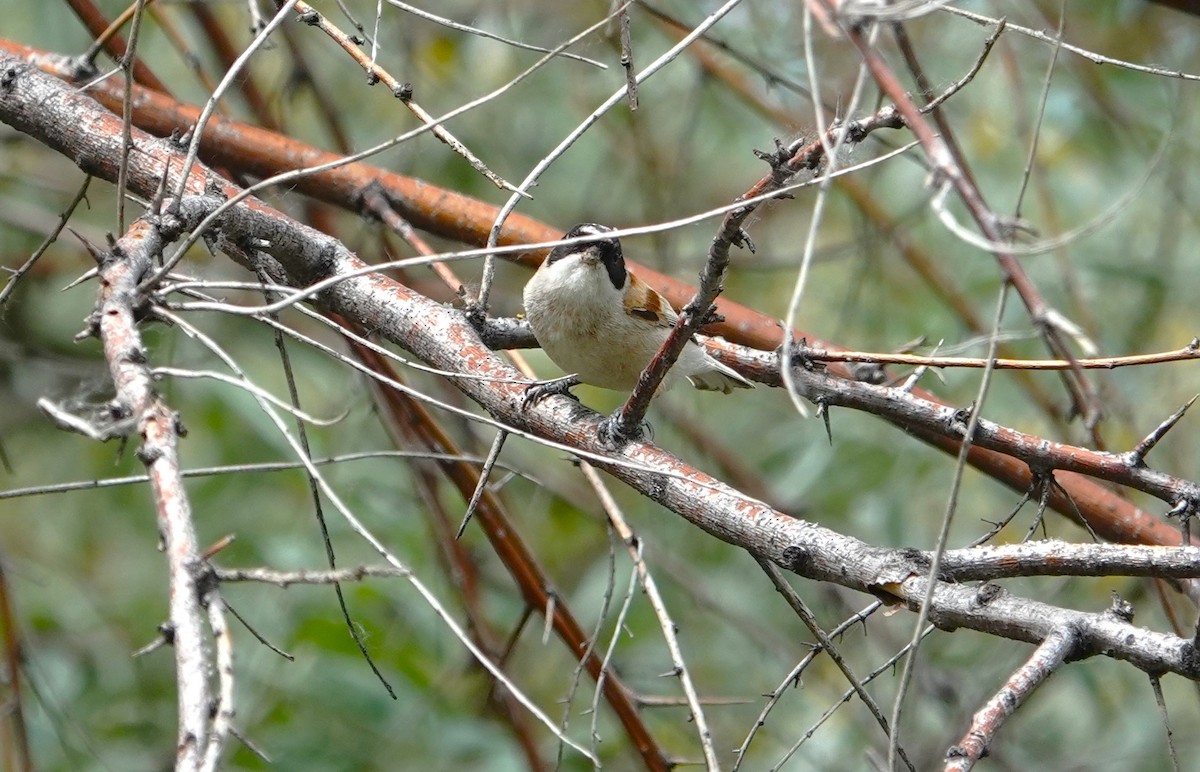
[63,0,170,93]
[821,2,1102,432]
[5,52,1200,686]
[3,37,1189,556]
[610,105,905,440]
[0,560,32,772]
[346,336,669,770]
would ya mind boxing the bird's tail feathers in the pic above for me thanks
[687,357,754,394]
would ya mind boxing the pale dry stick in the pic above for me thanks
[924,44,1179,262]
[588,541,640,764]
[889,283,1010,772]
[159,308,598,763]
[256,268,397,701]
[798,341,1200,371]
[732,599,882,769]
[1148,674,1182,772]
[79,0,161,64]
[1129,396,1198,468]
[151,367,341,425]
[199,599,234,772]
[1012,5,1065,220]
[477,0,746,315]
[359,182,464,291]
[944,626,1077,771]
[144,11,618,289]
[780,7,877,420]
[920,19,1006,116]
[116,0,150,233]
[580,461,720,771]
[168,138,917,319]
[215,565,407,585]
[454,429,507,539]
[169,0,297,205]
[616,1,638,110]
[287,0,519,194]
[0,451,523,501]
[846,0,958,21]
[756,559,915,772]
[771,623,936,771]
[369,0,381,66]
[245,0,267,32]
[147,5,222,96]
[942,5,1200,82]
[555,528,619,771]
[385,0,605,67]
[0,175,91,306]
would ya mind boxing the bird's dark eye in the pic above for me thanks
[545,244,575,265]
[546,224,626,288]
[594,239,626,290]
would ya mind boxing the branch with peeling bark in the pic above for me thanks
[9,37,1200,771]
[82,200,220,766]
[5,51,1200,684]
[4,38,1189,555]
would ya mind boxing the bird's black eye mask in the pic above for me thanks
[593,238,626,290]
[546,225,626,290]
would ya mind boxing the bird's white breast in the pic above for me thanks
[524,257,676,390]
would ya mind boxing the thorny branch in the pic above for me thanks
[84,200,219,768]
[945,625,1078,770]
[5,51,1200,691]
[609,105,905,441]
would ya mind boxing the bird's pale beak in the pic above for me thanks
[580,250,600,266]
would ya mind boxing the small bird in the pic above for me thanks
[522,223,753,404]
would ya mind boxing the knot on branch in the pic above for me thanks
[699,305,725,328]
[1104,591,1134,623]
[848,361,886,384]
[752,138,796,184]
[971,583,1004,608]
[0,62,21,92]
[783,339,824,373]
[780,545,810,573]
[729,227,756,253]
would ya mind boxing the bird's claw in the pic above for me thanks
[522,375,581,410]
[597,414,649,449]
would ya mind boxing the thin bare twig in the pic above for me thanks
[796,340,1200,372]
[580,462,719,769]
[285,0,520,194]
[757,559,915,772]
